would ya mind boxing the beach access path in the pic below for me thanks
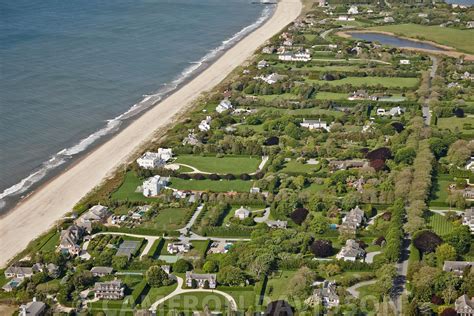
[0,0,302,268]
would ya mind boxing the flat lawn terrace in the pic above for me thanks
[174,155,261,174]
[168,177,253,193]
[141,208,192,231]
[157,292,230,312]
[306,76,419,88]
[369,23,474,55]
[427,212,456,236]
[112,171,154,202]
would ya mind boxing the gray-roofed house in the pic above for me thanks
[234,206,251,220]
[5,266,34,279]
[336,239,365,261]
[91,266,114,277]
[300,119,330,132]
[76,204,110,233]
[94,280,125,300]
[59,224,83,256]
[305,281,340,307]
[462,207,474,233]
[328,160,368,171]
[2,278,23,292]
[443,261,474,277]
[339,206,365,235]
[46,263,60,278]
[266,220,288,229]
[19,298,46,316]
[455,294,474,315]
[185,271,217,289]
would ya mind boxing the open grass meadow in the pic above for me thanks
[141,284,178,308]
[174,155,261,174]
[263,270,296,301]
[306,76,419,88]
[369,23,474,55]
[437,116,474,136]
[112,171,154,202]
[158,292,230,311]
[142,208,191,231]
[281,160,320,174]
[429,174,453,207]
[168,177,253,192]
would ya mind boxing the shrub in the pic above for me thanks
[310,239,333,258]
[177,173,191,180]
[240,173,251,180]
[391,122,404,133]
[440,308,457,316]
[173,259,193,273]
[374,236,386,246]
[192,174,206,180]
[453,107,464,118]
[413,230,443,254]
[209,174,221,181]
[223,174,236,180]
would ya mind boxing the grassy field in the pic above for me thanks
[256,93,299,101]
[141,284,178,308]
[303,182,327,193]
[427,213,456,236]
[307,76,419,88]
[220,286,258,311]
[437,116,474,136]
[168,177,253,192]
[369,23,474,54]
[112,171,154,202]
[269,107,345,118]
[264,270,296,301]
[158,292,229,311]
[429,174,453,207]
[142,208,191,231]
[314,91,348,100]
[281,160,320,173]
[39,231,59,252]
[174,155,261,174]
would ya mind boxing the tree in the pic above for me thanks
[413,230,443,254]
[249,253,275,280]
[112,256,129,270]
[435,244,457,265]
[218,266,247,286]
[290,208,309,225]
[73,271,94,289]
[203,261,219,273]
[146,266,172,287]
[310,240,333,258]
[173,259,193,273]
[309,213,330,234]
[375,264,397,296]
[444,225,472,255]
[395,147,416,164]
[440,308,457,316]
[442,285,458,304]
[323,263,340,277]
[287,267,316,299]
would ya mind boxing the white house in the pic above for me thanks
[142,175,168,197]
[466,157,474,171]
[185,271,217,289]
[198,116,212,132]
[300,119,330,131]
[384,16,395,23]
[278,51,311,62]
[216,99,233,113]
[167,242,191,254]
[19,298,46,316]
[348,6,358,15]
[257,60,269,69]
[336,239,365,261]
[254,73,282,85]
[234,206,251,220]
[337,15,355,21]
[462,207,474,233]
[400,59,410,65]
[136,149,173,169]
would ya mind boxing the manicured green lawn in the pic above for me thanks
[191,240,211,258]
[168,177,253,192]
[142,208,191,231]
[39,231,59,252]
[158,292,229,311]
[264,271,296,301]
[270,107,345,118]
[429,174,453,207]
[303,182,327,193]
[307,76,419,88]
[369,23,474,54]
[174,155,261,174]
[437,116,474,136]
[314,91,348,100]
[112,171,155,202]
[281,160,320,173]
[256,93,299,101]
[220,286,258,310]
[427,213,456,236]
[141,284,178,308]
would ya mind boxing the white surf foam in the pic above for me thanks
[0,4,274,210]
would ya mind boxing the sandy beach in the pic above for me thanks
[0,0,302,268]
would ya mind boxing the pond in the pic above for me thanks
[347,32,447,51]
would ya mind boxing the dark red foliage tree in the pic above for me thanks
[240,173,251,181]
[391,122,405,133]
[366,147,392,161]
[178,173,191,180]
[440,308,457,316]
[431,295,444,305]
[208,174,221,181]
[413,230,443,254]
[310,239,334,258]
[264,136,279,146]
[223,173,236,180]
[374,236,386,246]
[192,174,206,180]
[370,159,386,171]
[290,208,309,225]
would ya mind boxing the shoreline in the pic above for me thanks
[0,4,275,215]
[337,30,474,61]
[0,0,303,268]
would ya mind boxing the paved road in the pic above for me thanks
[391,236,411,315]
[430,208,463,216]
[178,204,204,236]
[422,56,438,126]
[149,276,238,312]
[347,280,377,298]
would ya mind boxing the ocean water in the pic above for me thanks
[0,0,271,212]
[445,0,473,5]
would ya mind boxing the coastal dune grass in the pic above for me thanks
[369,23,474,54]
